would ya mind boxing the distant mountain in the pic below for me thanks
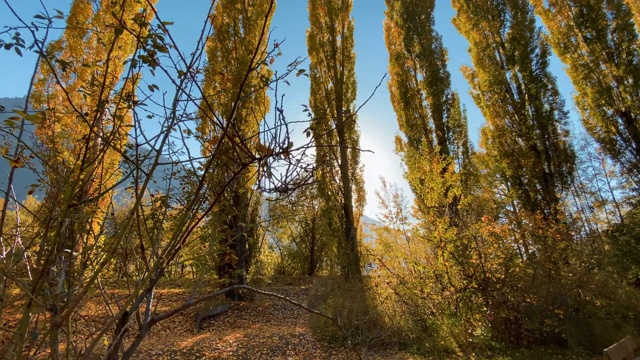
[361,214,381,226]
[0,97,39,200]
[0,97,182,202]
[1,98,384,237]
[0,97,26,113]
[361,214,381,245]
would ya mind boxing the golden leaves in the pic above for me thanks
[255,142,274,157]
[6,155,23,169]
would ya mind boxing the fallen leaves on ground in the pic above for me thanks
[129,282,401,360]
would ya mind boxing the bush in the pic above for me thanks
[307,276,391,356]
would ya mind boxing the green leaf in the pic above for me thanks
[14,47,22,56]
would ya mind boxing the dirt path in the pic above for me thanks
[131,284,386,360]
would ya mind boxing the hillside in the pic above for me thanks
[0,97,38,200]
[0,97,182,201]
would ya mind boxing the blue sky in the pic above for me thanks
[0,0,579,217]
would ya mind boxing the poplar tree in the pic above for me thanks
[451,1,579,344]
[307,0,364,279]
[452,0,575,221]
[382,0,481,337]
[32,0,156,254]
[531,0,640,184]
[384,0,471,223]
[198,0,275,295]
[23,0,156,356]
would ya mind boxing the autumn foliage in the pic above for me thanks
[1,0,640,359]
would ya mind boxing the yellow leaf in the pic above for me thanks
[8,156,23,168]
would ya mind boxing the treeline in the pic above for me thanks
[373,0,640,353]
[0,0,639,358]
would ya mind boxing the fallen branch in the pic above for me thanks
[194,303,230,333]
[154,284,350,340]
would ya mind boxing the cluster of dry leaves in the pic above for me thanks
[2,278,407,359]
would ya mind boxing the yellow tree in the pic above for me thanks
[385,0,472,219]
[32,0,156,253]
[531,0,640,184]
[307,0,364,279]
[14,0,157,357]
[453,0,575,222]
[626,0,640,28]
[452,0,582,346]
[197,0,275,297]
[382,0,479,340]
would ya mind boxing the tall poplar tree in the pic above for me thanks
[530,0,640,185]
[31,0,156,267]
[451,1,580,344]
[198,0,275,295]
[384,0,472,223]
[452,0,575,222]
[307,0,364,279]
[26,0,156,356]
[382,1,483,339]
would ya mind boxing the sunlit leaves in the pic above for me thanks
[28,0,160,286]
[384,0,472,223]
[453,0,575,220]
[531,0,640,185]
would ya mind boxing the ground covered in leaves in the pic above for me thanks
[128,279,598,360]
[130,280,370,360]
[2,277,601,359]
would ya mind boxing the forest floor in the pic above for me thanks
[131,282,335,359]
[2,277,601,359]
[129,278,398,360]
[127,277,598,360]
